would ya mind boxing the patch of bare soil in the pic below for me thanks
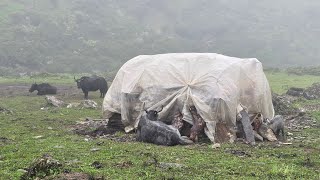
[272,93,300,116]
[271,92,319,145]
[286,113,319,131]
[45,172,105,180]
[71,115,136,142]
[304,83,320,99]
[225,149,251,157]
[302,104,320,112]
[49,172,92,180]
[272,93,319,131]
[0,83,80,98]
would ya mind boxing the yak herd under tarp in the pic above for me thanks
[102,53,275,144]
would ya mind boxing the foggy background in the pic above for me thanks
[0,0,319,75]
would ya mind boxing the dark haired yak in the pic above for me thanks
[29,83,57,95]
[74,76,108,99]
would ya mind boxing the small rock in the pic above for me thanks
[80,100,98,109]
[67,103,81,108]
[287,132,293,136]
[211,143,221,149]
[84,138,89,142]
[45,95,65,107]
[158,162,185,169]
[90,148,101,152]
[33,135,43,139]
[280,142,293,145]
[53,145,64,149]
[17,169,27,173]
[47,127,53,130]
[304,126,310,129]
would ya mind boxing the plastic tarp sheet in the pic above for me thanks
[103,53,274,142]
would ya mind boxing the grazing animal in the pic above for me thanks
[268,115,285,140]
[74,76,108,99]
[29,83,57,95]
[136,105,193,146]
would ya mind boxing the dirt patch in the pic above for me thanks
[225,149,251,157]
[114,161,133,169]
[302,104,320,112]
[71,115,136,142]
[272,93,300,116]
[304,83,320,99]
[272,93,319,131]
[286,113,318,131]
[45,172,105,180]
[0,83,80,98]
[269,152,298,159]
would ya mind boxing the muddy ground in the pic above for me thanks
[0,83,88,99]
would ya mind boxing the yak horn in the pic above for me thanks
[157,105,163,113]
[142,102,147,112]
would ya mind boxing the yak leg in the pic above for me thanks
[99,89,105,98]
[84,91,88,99]
[37,90,44,95]
[277,128,286,141]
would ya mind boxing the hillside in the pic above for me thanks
[1,0,320,74]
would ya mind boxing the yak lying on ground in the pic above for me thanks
[74,76,108,99]
[29,83,57,95]
[136,106,193,146]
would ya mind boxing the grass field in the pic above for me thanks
[0,72,319,179]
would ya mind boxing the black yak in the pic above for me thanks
[29,83,57,95]
[74,76,108,99]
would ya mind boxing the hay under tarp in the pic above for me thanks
[103,53,274,143]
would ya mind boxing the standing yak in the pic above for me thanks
[74,76,108,99]
[29,83,57,95]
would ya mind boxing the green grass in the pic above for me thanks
[0,73,86,85]
[0,1,24,23]
[266,72,320,94]
[0,73,320,179]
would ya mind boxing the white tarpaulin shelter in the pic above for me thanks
[103,53,274,142]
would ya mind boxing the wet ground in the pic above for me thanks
[0,83,88,99]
